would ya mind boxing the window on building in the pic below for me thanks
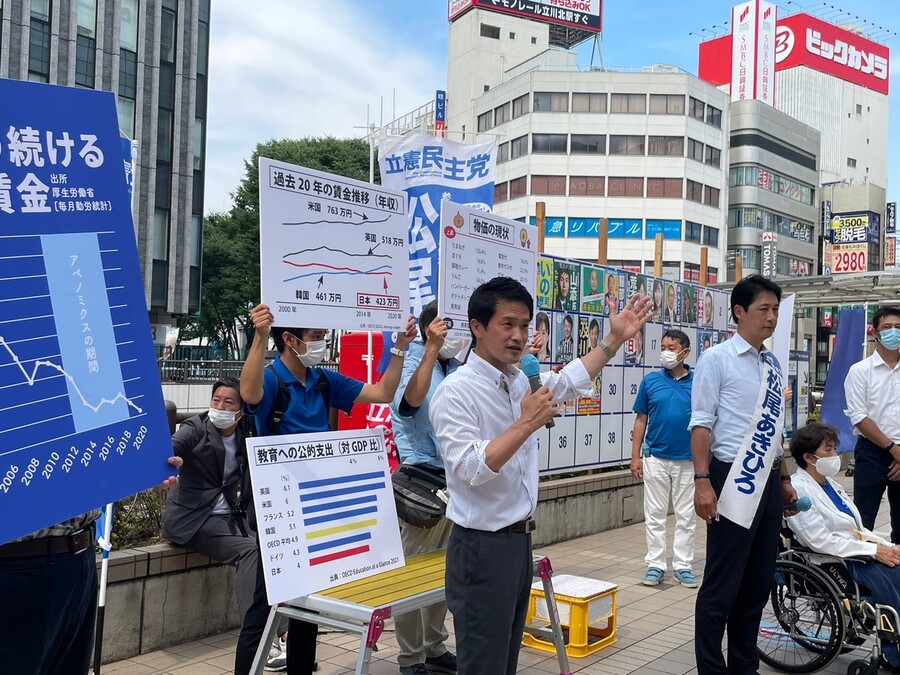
[160,6,176,63]
[856,103,862,115]
[685,221,702,243]
[689,96,705,121]
[477,111,492,132]
[116,97,135,136]
[609,135,645,155]
[686,179,703,203]
[610,93,646,113]
[75,34,96,88]
[706,105,722,128]
[647,177,683,198]
[509,176,526,199]
[705,145,721,167]
[684,262,701,283]
[847,157,857,168]
[531,133,567,153]
[494,182,508,203]
[647,136,684,156]
[512,93,529,118]
[531,36,538,44]
[193,118,203,171]
[649,94,685,114]
[707,267,719,284]
[569,176,604,196]
[703,225,719,247]
[494,102,510,125]
[704,185,720,208]
[572,92,607,113]
[510,135,528,159]
[608,177,643,197]
[497,142,509,164]
[480,23,500,39]
[120,0,139,51]
[688,138,704,162]
[28,0,52,82]
[533,92,569,112]
[570,134,605,154]
[531,175,566,196]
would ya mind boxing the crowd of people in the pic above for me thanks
[7,275,900,675]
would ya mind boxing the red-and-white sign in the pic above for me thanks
[756,1,776,105]
[731,2,757,102]
[700,11,890,96]
[448,0,602,32]
[832,242,868,274]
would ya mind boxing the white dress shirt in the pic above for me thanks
[430,351,591,531]
[688,333,783,463]
[844,350,900,443]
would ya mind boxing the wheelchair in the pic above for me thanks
[756,530,900,674]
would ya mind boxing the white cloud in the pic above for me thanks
[204,1,445,213]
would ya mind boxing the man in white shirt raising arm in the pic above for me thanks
[429,276,652,675]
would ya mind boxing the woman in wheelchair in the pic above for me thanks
[788,422,900,671]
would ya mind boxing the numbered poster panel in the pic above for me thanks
[599,414,625,464]
[622,367,645,417]
[574,415,602,466]
[258,158,409,332]
[600,366,624,416]
[548,416,577,471]
[0,80,173,544]
[246,428,404,604]
[439,201,537,339]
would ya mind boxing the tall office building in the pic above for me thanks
[0,0,210,328]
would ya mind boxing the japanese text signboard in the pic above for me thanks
[438,201,537,340]
[258,158,409,333]
[246,428,404,604]
[448,0,602,31]
[0,80,173,544]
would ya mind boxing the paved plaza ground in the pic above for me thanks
[102,472,888,675]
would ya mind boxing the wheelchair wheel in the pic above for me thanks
[757,559,846,673]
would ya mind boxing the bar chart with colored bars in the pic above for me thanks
[300,470,387,566]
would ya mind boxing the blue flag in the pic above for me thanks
[821,308,866,453]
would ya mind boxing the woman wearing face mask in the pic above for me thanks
[786,422,900,672]
[161,378,282,671]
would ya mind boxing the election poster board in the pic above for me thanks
[532,254,732,472]
[378,134,497,317]
[437,201,537,340]
[246,427,404,603]
[258,158,409,333]
[0,80,173,544]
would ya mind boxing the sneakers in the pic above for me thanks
[425,651,458,673]
[674,569,699,588]
[264,637,287,672]
[641,567,664,586]
[399,665,428,675]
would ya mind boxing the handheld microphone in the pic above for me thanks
[520,354,555,429]
[784,495,812,513]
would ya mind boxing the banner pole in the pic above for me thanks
[92,501,115,674]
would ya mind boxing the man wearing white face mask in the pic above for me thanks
[630,329,697,588]
[161,377,267,673]
[390,300,461,675]
[844,305,900,543]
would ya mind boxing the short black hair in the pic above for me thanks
[589,319,600,333]
[564,315,573,328]
[536,311,550,331]
[271,327,310,353]
[662,328,690,350]
[419,300,439,343]
[731,274,782,323]
[468,277,534,342]
[212,376,241,398]
[872,306,900,331]
[789,422,839,469]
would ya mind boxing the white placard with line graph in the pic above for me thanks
[258,158,410,333]
[246,427,404,604]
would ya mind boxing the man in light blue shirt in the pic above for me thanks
[689,275,797,675]
[390,300,461,675]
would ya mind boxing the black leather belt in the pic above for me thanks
[500,518,536,534]
[0,527,93,558]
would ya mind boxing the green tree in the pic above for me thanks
[182,137,375,356]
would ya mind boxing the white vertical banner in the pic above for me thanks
[731,1,757,102]
[771,293,795,375]
[378,134,497,317]
[755,0,777,105]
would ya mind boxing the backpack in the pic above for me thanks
[265,364,336,433]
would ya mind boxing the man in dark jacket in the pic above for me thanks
[162,377,265,674]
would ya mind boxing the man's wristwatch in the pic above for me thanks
[598,339,617,358]
[389,347,405,358]
[694,472,711,481]
[780,475,792,482]
[886,441,896,453]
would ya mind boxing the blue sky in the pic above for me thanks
[205,1,897,214]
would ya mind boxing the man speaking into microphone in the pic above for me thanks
[430,276,652,675]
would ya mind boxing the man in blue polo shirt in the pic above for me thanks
[630,328,696,588]
[239,302,417,675]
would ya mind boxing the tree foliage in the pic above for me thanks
[180,137,375,357]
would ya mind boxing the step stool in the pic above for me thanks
[522,574,617,658]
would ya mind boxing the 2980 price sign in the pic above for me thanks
[833,245,868,273]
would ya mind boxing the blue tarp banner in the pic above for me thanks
[821,308,866,453]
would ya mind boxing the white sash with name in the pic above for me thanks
[717,352,784,529]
